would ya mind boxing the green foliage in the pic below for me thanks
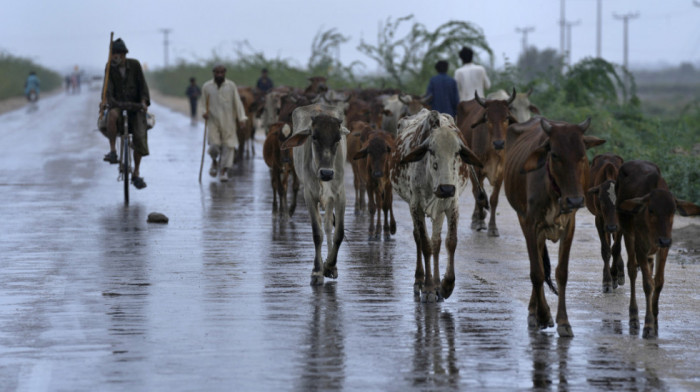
[0,52,62,99]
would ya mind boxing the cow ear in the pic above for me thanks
[383,109,393,116]
[583,136,606,149]
[340,125,350,136]
[587,185,601,195]
[280,129,310,149]
[353,147,368,161]
[618,196,647,215]
[400,142,429,164]
[676,199,700,217]
[471,114,487,129]
[521,143,549,173]
[529,105,540,114]
[459,145,483,168]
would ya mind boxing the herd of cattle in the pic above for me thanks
[231,77,700,339]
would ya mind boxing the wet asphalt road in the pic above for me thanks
[1,92,699,391]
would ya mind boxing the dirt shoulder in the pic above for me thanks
[150,89,190,117]
[0,89,62,116]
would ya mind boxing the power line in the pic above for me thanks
[515,26,535,54]
[613,12,639,69]
[159,28,172,68]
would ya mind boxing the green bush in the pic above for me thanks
[0,52,62,100]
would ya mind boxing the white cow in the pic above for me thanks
[487,88,540,123]
[281,103,350,285]
[390,109,483,302]
[381,94,429,136]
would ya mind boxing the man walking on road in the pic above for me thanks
[186,77,201,126]
[454,46,491,102]
[101,38,150,190]
[201,64,248,182]
[425,60,459,117]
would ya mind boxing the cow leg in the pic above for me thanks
[289,172,299,217]
[388,190,396,236]
[650,248,668,338]
[555,218,575,338]
[639,243,656,339]
[612,231,625,287]
[487,177,502,237]
[367,182,377,240]
[307,197,325,286]
[323,196,346,280]
[595,216,613,292]
[279,167,289,214]
[470,174,487,231]
[624,232,640,334]
[428,213,444,302]
[411,206,431,299]
[269,168,279,212]
[352,166,362,214]
[382,189,394,240]
[522,216,552,330]
[440,207,458,300]
[373,187,382,240]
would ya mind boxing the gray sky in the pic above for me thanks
[1,0,699,75]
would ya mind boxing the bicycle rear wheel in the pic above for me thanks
[121,134,130,206]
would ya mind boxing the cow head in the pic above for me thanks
[523,117,605,213]
[281,114,347,181]
[354,131,394,179]
[587,179,619,232]
[401,111,483,198]
[472,89,517,152]
[510,88,540,123]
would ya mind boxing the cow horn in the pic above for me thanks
[507,87,516,105]
[421,94,433,104]
[578,117,592,132]
[540,118,553,135]
[526,87,533,97]
[475,91,486,107]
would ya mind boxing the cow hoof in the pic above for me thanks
[642,326,657,339]
[413,282,423,296]
[487,228,499,237]
[421,290,439,303]
[440,281,455,300]
[528,314,538,328]
[384,232,392,241]
[310,274,324,286]
[323,264,338,279]
[629,318,640,335]
[602,282,612,293]
[557,324,574,338]
[617,275,625,286]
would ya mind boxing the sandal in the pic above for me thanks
[103,151,118,164]
[132,176,147,189]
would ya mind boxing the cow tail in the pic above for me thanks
[542,245,559,295]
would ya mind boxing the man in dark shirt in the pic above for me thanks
[425,60,459,117]
[185,77,201,125]
[256,68,273,94]
[101,37,150,190]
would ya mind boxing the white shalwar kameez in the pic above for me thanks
[201,79,248,170]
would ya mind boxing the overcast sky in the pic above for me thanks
[1,0,698,75]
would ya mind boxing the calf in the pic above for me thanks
[390,109,483,302]
[613,160,700,338]
[457,89,517,237]
[504,116,605,337]
[585,153,624,292]
[236,86,257,161]
[346,121,373,214]
[281,104,349,285]
[353,129,397,240]
[263,122,299,216]
[487,88,540,123]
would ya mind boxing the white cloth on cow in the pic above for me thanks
[454,63,491,102]
[201,79,248,169]
[291,103,346,135]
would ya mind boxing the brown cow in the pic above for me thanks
[346,121,373,214]
[344,97,373,126]
[263,122,299,216]
[504,116,605,337]
[236,86,257,161]
[613,160,700,338]
[585,153,625,292]
[457,89,517,237]
[303,76,328,99]
[353,129,397,240]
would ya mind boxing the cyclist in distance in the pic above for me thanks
[100,37,150,190]
[25,71,40,102]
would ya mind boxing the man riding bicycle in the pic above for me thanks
[25,71,40,102]
[100,38,150,190]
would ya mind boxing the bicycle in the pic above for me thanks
[117,108,131,205]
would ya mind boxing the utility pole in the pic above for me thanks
[515,27,535,54]
[596,0,602,58]
[159,28,172,68]
[613,13,639,69]
[560,0,566,55]
[565,20,580,66]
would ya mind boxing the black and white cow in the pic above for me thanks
[281,103,349,285]
[390,109,483,302]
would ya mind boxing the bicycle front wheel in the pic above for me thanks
[122,135,130,206]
